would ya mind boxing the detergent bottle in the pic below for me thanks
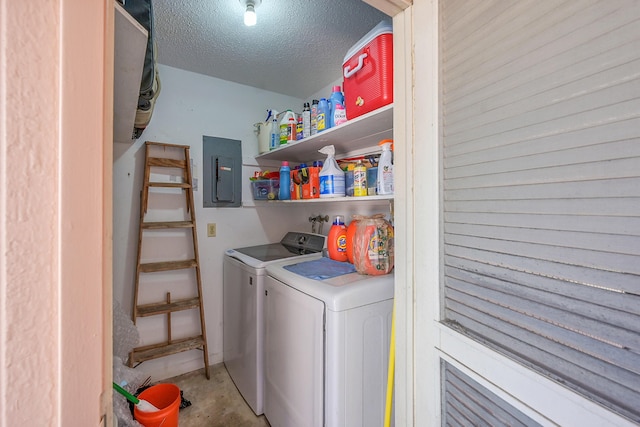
[327,215,348,262]
[279,110,296,145]
[316,98,330,132]
[329,85,347,127]
[279,161,291,200]
[311,99,319,135]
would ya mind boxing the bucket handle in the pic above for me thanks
[343,52,368,79]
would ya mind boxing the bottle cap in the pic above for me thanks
[282,161,289,166]
[312,99,319,104]
[332,85,341,92]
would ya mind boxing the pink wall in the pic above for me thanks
[0,0,110,425]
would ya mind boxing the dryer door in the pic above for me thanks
[264,275,324,427]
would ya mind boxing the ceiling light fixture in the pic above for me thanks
[240,0,261,27]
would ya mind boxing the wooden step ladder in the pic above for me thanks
[129,141,210,379]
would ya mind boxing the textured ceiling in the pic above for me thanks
[153,0,389,98]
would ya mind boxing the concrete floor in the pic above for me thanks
[166,363,270,427]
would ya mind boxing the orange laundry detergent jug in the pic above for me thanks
[328,215,348,262]
[345,215,364,264]
[352,214,394,275]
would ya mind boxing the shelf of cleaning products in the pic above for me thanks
[255,104,393,163]
[254,194,393,204]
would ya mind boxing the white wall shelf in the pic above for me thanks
[248,195,393,207]
[255,104,393,163]
[279,195,393,203]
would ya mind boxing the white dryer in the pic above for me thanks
[223,232,325,415]
[263,257,394,427]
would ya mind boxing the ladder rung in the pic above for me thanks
[147,157,187,168]
[147,182,191,189]
[130,335,206,364]
[142,221,194,229]
[136,297,201,317]
[139,259,197,273]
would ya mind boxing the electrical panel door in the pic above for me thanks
[203,136,241,207]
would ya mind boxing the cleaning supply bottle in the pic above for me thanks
[318,145,345,198]
[279,110,296,145]
[311,99,319,135]
[279,161,291,200]
[353,159,368,197]
[296,116,303,140]
[316,98,330,132]
[329,85,347,127]
[327,215,348,262]
[377,140,394,195]
[258,110,272,154]
[302,102,311,138]
[269,109,279,151]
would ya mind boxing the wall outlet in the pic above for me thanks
[207,223,216,237]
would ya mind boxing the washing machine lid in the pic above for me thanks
[225,232,325,268]
[265,257,394,311]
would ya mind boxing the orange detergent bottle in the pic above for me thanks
[327,215,348,262]
[353,214,394,275]
[345,215,363,264]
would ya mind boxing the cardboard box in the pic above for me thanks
[342,21,393,120]
[291,167,320,200]
[302,167,320,199]
[290,170,302,200]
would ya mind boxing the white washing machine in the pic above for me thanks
[223,232,325,415]
[263,257,394,427]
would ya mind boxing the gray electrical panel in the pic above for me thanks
[203,136,241,208]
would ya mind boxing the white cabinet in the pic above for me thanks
[113,1,147,144]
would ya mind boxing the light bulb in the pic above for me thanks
[244,4,256,26]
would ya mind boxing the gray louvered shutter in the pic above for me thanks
[441,0,640,423]
[443,362,542,427]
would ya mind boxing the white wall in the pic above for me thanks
[113,65,391,380]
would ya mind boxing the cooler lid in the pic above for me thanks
[343,20,393,64]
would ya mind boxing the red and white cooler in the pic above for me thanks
[342,21,393,120]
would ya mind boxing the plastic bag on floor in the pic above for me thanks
[113,299,140,363]
[113,357,146,427]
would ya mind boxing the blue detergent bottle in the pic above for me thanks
[316,98,330,132]
[279,161,291,200]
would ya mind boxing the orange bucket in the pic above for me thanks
[133,383,181,427]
